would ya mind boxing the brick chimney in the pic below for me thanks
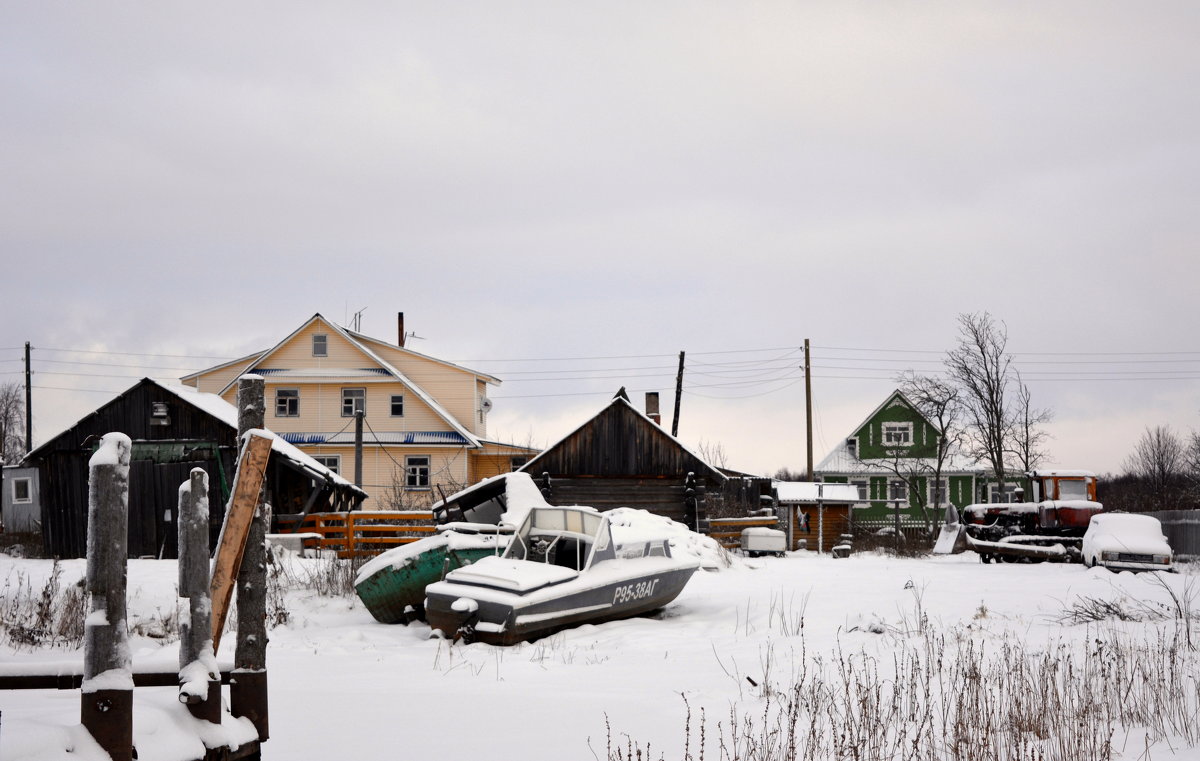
[645,392,661,424]
[397,312,405,347]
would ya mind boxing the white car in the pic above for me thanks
[1081,513,1173,572]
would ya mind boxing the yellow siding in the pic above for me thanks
[298,444,472,509]
[188,357,257,394]
[258,382,453,434]
[268,320,375,370]
[363,340,484,435]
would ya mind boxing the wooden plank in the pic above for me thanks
[209,434,272,653]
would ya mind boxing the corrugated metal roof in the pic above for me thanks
[253,368,391,377]
[280,431,471,446]
[775,481,863,503]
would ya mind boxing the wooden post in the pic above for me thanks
[81,433,133,761]
[178,468,220,722]
[671,351,685,437]
[804,339,813,481]
[354,410,364,488]
[818,502,824,555]
[233,375,270,741]
[894,498,902,555]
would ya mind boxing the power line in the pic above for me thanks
[34,346,241,361]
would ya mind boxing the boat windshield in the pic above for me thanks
[504,508,614,571]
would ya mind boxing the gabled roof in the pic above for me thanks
[346,329,501,386]
[846,389,931,438]
[816,388,978,475]
[519,391,726,484]
[211,313,481,448]
[25,378,366,498]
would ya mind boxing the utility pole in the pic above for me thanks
[804,339,813,480]
[354,410,364,489]
[24,342,32,454]
[671,351,685,437]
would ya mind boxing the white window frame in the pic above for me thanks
[390,395,404,417]
[312,334,328,357]
[882,422,913,447]
[510,456,528,472]
[405,456,431,489]
[341,388,365,417]
[888,479,908,502]
[12,478,32,504]
[275,388,300,417]
[989,483,1020,503]
[928,477,949,506]
[850,478,868,501]
[312,455,340,475]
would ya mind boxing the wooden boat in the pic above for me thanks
[425,505,700,645]
[354,523,509,624]
[354,472,546,624]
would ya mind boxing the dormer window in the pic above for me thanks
[312,334,328,357]
[883,422,912,446]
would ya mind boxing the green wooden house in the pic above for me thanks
[815,390,987,525]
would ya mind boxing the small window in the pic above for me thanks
[12,478,32,504]
[928,478,949,506]
[882,423,912,446]
[275,389,299,417]
[510,456,528,472]
[850,479,868,501]
[405,456,430,489]
[989,483,1020,504]
[151,402,169,418]
[312,455,340,474]
[341,388,365,417]
[888,480,908,502]
[313,334,328,357]
[390,395,404,417]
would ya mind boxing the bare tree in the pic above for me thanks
[944,313,1014,497]
[1185,432,1200,503]
[696,439,729,470]
[1124,425,1185,508]
[772,466,805,481]
[0,381,25,464]
[1006,374,1053,472]
[898,372,963,511]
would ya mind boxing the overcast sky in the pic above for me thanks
[3,2,1198,477]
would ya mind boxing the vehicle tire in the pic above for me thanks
[980,553,992,564]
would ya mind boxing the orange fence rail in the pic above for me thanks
[277,511,436,558]
[706,516,781,550]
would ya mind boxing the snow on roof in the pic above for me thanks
[215,314,481,449]
[815,437,979,474]
[774,481,862,503]
[151,380,363,495]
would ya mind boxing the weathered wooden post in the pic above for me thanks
[81,432,133,761]
[178,467,220,722]
[233,374,269,741]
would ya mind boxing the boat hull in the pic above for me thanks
[356,541,499,624]
[425,559,697,645]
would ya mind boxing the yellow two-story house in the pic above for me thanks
[182,313,537,510]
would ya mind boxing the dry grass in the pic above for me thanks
[0,560,86,649]
[607,622,1200,761]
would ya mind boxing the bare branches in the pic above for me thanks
[1124,426,1186,508]
[945,313,1013,487]
[0,381,25,464]
[1006,374,1053,471]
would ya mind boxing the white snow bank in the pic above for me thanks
[605,507,737,571]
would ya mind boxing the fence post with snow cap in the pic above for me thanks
[232,373,270,741]
[178,467,221,722]
[81,432,134,761]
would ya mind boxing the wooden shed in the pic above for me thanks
[24,378,366,559]
[775,482,861,553]
[519,389,725,529]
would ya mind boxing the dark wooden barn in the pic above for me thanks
[24,378,366,559]
[519,390,725,529]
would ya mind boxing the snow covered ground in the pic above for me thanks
[2,549,1197,760]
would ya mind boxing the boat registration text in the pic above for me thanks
[613,578,660,605]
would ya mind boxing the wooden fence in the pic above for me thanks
[707,516,782,550]
[1147,510,1200,560]
[277,511,436,558]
